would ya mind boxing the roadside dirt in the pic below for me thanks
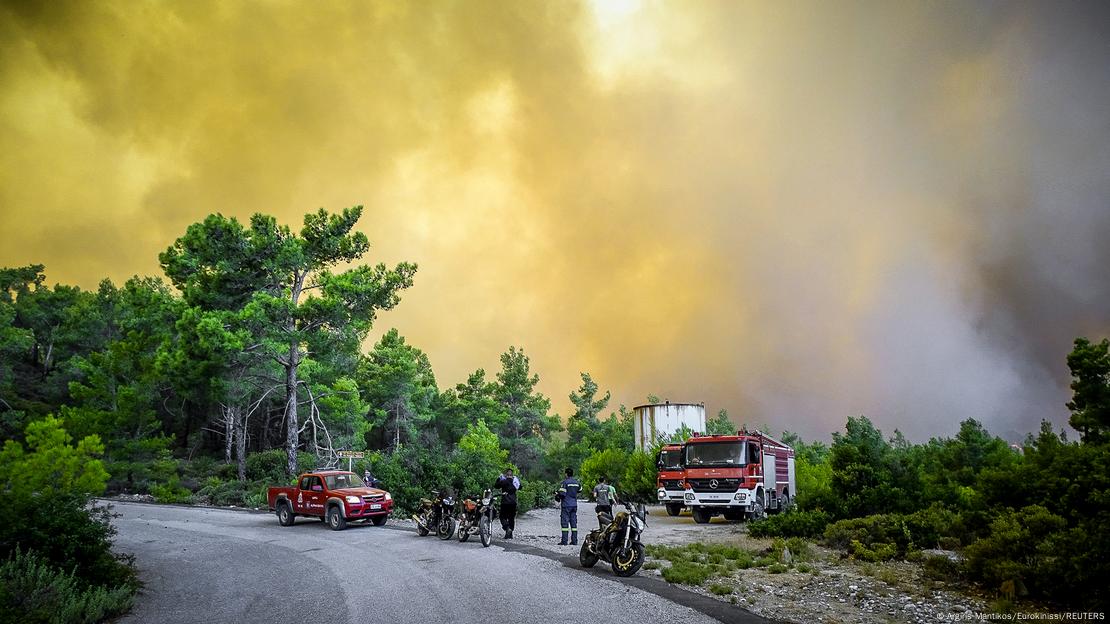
[512,503,990,624]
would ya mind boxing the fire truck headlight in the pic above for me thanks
[684,492,695,501]
[734,492,747,501]
[657,489,666,499]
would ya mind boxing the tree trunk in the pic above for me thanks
[284,271,306,477]
[224,406,234,465]
[233,405,247,482]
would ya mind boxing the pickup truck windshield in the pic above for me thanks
[685,441,746,467]
[658,449,684,470]
[325,473,366,490]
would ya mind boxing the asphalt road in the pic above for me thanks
[110,501,772,624]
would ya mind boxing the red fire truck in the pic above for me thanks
[655,443,686,516]
[682,430,795,524]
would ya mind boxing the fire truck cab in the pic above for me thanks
[655,443,686,516]
[682,430,795,524]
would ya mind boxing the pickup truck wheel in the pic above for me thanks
[327,505,347,531]
[276,502,295,526]
[371,515,388,526]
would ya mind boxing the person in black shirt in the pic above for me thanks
[494,468,520,539]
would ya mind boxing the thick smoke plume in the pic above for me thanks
[2,1,1108,440]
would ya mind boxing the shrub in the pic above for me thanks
[0,548,135,624]
[150,475,193,504]
[850,539,898,562]
[923,555,963,581]
[661,560,715,585]
[517,478,557,512]
[767,563,788,574]
[620,450,658,502]
[824,514,908,552]
[748,509,830,539]
[196,478,267,507]
[709,583,734,595]
[579,448,629,492]
[0,498,136,592]
[964,505,1068,601]
[245,449,315,483]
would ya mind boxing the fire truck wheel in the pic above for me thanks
[692,508,712,524]
[750,492,766,521]
[666,503,683,517]
[780,493,792,512]
[723,509,744,523]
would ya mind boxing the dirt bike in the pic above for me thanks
[456,489,499,547]
[412,490,456,540]
[579,500,647,577]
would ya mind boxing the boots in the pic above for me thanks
[507,530,513,539]
[504,530,511,539]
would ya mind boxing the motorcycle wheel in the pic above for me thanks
[458,519,470,542]
[416,514,430,536]
[611,542,645,577]
[438,516,456,540]
[479,516,491,547]
[579,539,599,568]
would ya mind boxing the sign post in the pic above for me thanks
[337,450,365,473]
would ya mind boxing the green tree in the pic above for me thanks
[706,409,734,435]
[621,450,658,502]
[161,208,417,475]
[436,369,506,447]
[568,372,610,427]
[450,419,510,498]
[494,347,560,473]
[1066,337,1110,444]
[579,448,629,492]
[357,329,438,450]
[0,416,108,499]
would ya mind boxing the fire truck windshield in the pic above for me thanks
[658,449,683,469]
[685,441,747,467]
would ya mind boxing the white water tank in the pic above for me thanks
[633,402,706,451]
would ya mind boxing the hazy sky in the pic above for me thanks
[2,1,1108,441]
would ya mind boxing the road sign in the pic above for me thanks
[337,451,365,459]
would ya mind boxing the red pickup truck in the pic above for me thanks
[268,470,393,530]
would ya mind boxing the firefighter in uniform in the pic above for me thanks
[556,467,582,545]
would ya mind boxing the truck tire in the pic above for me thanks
[666,503,683,517]
[371,515,388,526]
[723,509,744,523]
[276,502,295,526]
[327,505,347,531]
[692,508,712,524]
[749,491,766,521]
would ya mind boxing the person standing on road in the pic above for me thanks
[494,468,520,539]
[592,476,618,527]
[556,467,582,545]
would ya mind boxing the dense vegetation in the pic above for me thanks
[2,207,1107,616]
[0,208,662,620]
[749,338,1110,610]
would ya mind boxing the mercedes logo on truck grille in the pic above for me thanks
[709,479,719,489]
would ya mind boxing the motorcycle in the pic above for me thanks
[412,489,456,540]
[579,500,647,577]
[456,488,499,547]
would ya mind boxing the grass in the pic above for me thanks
[650,540,819,587]
[709,583,734,595]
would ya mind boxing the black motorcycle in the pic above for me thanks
[457,489,498,547]
[413,489,456,540]
[579,501,647,577]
